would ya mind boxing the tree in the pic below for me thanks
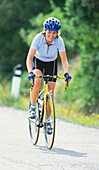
[64,0,99,114]
[0,0,56,77]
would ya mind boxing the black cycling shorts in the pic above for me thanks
[33,57,57,82]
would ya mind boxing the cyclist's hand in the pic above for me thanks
[64,73,72,86]
[28,72,35,84]
[64,73,72,80]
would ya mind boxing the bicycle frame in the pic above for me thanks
[44,82,49,123]
[30,75,67,124]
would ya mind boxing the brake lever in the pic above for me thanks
[30,75,35,91]
[64,80,67,92]
[30,83,33,91]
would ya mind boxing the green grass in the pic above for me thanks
[0,79,29,110]
[55,106,99,127]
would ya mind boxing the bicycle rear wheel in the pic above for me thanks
[44,93,55,149]
[28,101,40,145]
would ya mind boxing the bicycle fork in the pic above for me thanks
[44,83,49,124]
[44,84,54,123]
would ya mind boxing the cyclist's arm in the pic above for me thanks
[26,48,36,73]
[59,51,69,74]
[26,34,41,73]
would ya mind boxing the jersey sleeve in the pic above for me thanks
[58,36,65,52]
[30,33,41,49]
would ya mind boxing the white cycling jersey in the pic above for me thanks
[30,33,65,62]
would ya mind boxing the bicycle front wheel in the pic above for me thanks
[44,93,55,149]
[28,101,40,145]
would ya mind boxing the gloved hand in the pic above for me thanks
[64,73,72,87]
[64,73,72,80]
[28,72,35,81]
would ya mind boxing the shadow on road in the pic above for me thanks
[35,146,87,157]
[52,147,87,157]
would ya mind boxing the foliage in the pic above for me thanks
[0,0,65,78]
[63,0,99,114]
[0,0,99,115]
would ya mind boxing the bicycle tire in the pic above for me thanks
[44,93,55,149]
[28,101,40,145]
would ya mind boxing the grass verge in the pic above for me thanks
[56,107,99,127]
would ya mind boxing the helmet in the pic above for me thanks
[43,17,61,31]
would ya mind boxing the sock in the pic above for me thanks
[31,104,36,109]
[46,116,50,121]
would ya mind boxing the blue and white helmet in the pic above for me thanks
[43,17,61,31]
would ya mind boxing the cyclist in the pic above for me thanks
[26,17,71,133]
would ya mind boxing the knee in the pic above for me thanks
[35,78,42,86]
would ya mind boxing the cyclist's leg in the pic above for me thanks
[49,81,56,98]
[30,69,42,104]
[30,57,44,104]
[29,69,42,118]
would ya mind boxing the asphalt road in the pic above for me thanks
[0,106,99,170]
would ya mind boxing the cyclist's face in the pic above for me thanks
[46,30,57,42]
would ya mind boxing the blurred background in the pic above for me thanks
[0,0,99,124]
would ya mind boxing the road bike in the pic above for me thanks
[28,75,68,149]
